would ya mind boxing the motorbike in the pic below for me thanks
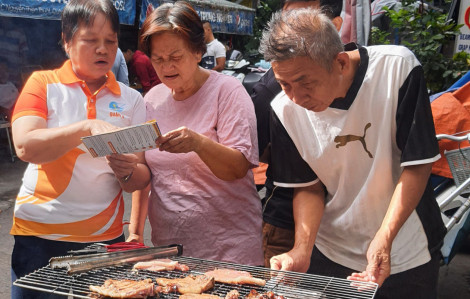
[221,49,268,95]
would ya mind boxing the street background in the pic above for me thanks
[0,144,469,298]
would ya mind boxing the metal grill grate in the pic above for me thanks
[14,255,378,298]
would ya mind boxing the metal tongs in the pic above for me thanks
[50,243,183,275]
[67,241,148,255]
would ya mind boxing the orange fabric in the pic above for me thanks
[431,81,470,178]
[10,190,124,242]
[253,162,268,185]
[12,60,121,122]
[12,72,48,122]
[30,148,84,204]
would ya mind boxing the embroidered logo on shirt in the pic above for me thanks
[334,123,373,158]
[109,101,125,118]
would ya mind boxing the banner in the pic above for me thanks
[140,0,254,35]
[455,0,470,54]
[0,0,136,25]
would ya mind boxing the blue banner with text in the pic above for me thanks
[0,0,136,25]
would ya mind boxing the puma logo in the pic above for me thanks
[334,123,373,158]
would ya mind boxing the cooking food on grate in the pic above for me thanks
[133,258,190,272]
[178,289,239,299]
[89,278,157,298]
[179,294,222,299]
[224,290,240,298]
[156,274,215,294]
[246,289,285,299]
[204,268,266,286]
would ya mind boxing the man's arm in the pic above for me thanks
[117,54,129,86]
[348,163,432,286]
[213,56,226,72]
[270,181,325,272]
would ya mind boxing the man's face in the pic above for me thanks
[203,23,211,43]
[272,56,341,112]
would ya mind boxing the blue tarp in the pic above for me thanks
[141,0,254,35]
[0,0,136,25]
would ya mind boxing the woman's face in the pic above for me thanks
[64,13,118,83]
[149,32,202,90]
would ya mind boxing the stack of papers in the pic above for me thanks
[81,120,161,158]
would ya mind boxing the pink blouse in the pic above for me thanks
[144,71,263,265]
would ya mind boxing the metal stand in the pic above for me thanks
[0,119,15,162]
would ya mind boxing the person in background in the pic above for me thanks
[112,47,129,85]
[0,17,29,88]
[9,1,150,298]
[0,57,19,119]
[123,45,161,94]
[200,20,226,72]
[128,1,263,265]
[250,0,343,267]
[258,7,446,298]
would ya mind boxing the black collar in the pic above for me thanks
[329,43,368,110]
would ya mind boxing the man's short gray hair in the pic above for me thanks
[259,8,343,71]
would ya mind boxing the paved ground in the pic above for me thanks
[0,137,469,298]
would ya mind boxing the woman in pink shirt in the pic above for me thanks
[129,1,263,265]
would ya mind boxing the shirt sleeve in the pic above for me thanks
[270,109,318,187]
[12,71,48,122]
[251,68,282,157]
[396,65,440,165]
[117,52,129,86]
[215,41,226,59]
[216,80,259,167]
[134,57,152,93]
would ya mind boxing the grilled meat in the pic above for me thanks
[246,290,286,299]
[204,269,266,286]
[133,258,189,272]
[179,294,222,299]
[89,278,156,298]
[225,289,240,299]
[156,274,215,294]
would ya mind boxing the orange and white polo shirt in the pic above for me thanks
[10,60,145,242]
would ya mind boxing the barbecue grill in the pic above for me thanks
[13,244,378,298]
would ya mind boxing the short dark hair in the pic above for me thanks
[282,0,343,18]
[139,1,206,57]
[61,0,120,45]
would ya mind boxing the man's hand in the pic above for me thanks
[347,234,391,287]
[270,247,311,272]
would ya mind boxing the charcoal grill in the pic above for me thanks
[13,245,378,298]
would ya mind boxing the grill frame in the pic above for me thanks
[14,255,377,298]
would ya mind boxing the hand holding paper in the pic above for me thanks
[81,120,161,157]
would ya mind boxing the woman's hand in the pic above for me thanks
[156,126,203,153]
[87,119,120,136]
[106,153,139,182]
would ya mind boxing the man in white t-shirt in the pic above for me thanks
[258,8,446,299]
[201,21,226,72]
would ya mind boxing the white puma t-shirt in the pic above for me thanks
[270,44,444,274]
